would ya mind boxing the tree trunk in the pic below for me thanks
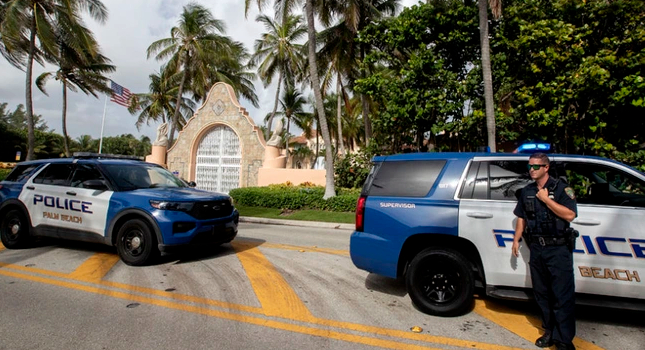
[285,116,291,168]
[266,71,283,139]
[25,19,37,161]
[336,77,345,155]
[170,68,188,145]
[479,0,496,152]
[62,81,70,157]
[306,0,336,199]
[312,120,320,170]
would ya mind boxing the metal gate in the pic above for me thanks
[195,125,241,193]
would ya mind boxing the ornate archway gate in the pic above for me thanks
[195,125,241,193]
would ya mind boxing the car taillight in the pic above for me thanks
[356,195,366,232]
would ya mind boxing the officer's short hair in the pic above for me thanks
[529,152,550,166]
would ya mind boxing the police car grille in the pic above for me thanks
[189,201,233,220]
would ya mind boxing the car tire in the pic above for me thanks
[116,219,158,266]
[406,248,474,317]
[0,209,31,249]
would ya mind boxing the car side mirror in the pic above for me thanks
[188,181,196,188]
[83,179,109,191]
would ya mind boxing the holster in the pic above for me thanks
[564,227,580,252]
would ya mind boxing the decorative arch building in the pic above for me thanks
[166,83,266,192]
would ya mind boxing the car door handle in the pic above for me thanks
[26,186,35,190]
[466,212,493,219]
[66,191,76,196]
[572,218,600,226]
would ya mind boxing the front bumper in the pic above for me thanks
[158,221,238,254]
[156,209,239,254]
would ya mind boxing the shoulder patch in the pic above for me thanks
[565,187,576,199]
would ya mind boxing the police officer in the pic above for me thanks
[512,153,578,350]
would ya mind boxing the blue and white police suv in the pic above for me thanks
[0,153,239,265]
[350,144,644,316]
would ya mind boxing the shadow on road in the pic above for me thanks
[364,273,407,297]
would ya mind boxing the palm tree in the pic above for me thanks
[36,37,115,157]
[479,0,502,152]
[190,38,259,108]
[250,13,306,138]
[318,22,358,156]
[275,85,308,166]
[75,134,96,152]
[323,0,399,146]
[128,68,196,131]
[246,0,338,198]
[147,3,233,143]
[0,0,108,160]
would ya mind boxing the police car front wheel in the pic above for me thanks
[406,248,474,317]
[0,209,31,249]
[116,219,159,266]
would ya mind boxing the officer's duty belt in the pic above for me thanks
[531,236,567,246]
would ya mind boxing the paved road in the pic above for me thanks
[1,222,643,350]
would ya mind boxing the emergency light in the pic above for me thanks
[516,143,551,153]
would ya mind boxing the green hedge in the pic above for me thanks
[229,184,360,212]
[0,169,11,181]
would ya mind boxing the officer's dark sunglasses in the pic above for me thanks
[527,164,548,170]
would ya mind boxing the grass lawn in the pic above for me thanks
[236,205,355,224]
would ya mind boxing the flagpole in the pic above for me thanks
[98,94,108,154]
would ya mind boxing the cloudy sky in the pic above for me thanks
[0,0,420,143]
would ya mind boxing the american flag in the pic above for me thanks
[110,80,133,108]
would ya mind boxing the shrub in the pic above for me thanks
[334,151,373,189]
[0,168,11,181]
[230,184,359,212]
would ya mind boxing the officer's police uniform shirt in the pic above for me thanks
[513,176,578,233]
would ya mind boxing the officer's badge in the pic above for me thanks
[565,187,576,199]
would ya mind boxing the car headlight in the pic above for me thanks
[150,200,194,211]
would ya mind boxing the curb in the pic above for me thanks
[240,216,354,230]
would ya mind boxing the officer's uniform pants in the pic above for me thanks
[529,243,576,346]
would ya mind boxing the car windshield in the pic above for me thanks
[102,164,186,190]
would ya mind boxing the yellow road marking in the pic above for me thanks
[0,261,70,278]
[0,261,262,314]
[0,242,4,251]
[474,299,605,350]
[69,252,120,282]
[0,268,447,350]
[233,241,314,320]
[0,261,534,350]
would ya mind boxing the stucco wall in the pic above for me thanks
[166,83,266,188]
[257,168,326,187]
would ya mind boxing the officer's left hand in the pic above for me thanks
[536,188,549,202]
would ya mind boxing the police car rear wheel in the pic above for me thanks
[116,219,158,266]
[0,209,30,249]
[406,248,474,317]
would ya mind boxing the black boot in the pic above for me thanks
[535,332,554,348]
[555,342,575,350]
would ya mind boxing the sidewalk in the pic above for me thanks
[240,216,354,230]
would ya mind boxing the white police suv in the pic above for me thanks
[350,145,644,316]
[0,153,239,265]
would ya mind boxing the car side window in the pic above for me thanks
[459,161,481,199]
[564,162,645,208]
[4,164,40,182]
[368,160,446,197]
[460,160,531,200]
[32,163,73,186]
[488,161,532,201]
[71,164,105,188]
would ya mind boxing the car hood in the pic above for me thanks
[128,187,230,201]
